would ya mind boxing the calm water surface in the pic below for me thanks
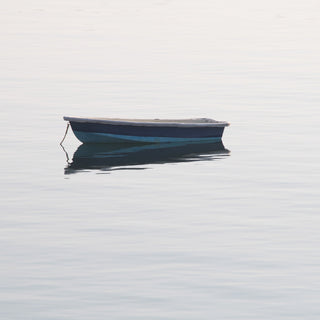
[1,0,320,319]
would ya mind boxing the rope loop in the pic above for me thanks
[60,122,70,145]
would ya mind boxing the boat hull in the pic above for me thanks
[69,120,226,143]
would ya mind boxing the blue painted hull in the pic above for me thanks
[68,120,226,143]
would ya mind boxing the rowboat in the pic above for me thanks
[63,116,229,144]
[64,141,229,174]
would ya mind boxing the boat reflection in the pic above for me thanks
[64,141,230,174]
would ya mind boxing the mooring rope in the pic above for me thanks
[60,122,70,145]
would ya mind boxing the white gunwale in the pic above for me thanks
[63,116,230,128]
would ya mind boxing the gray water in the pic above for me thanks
[1,0,320,319]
